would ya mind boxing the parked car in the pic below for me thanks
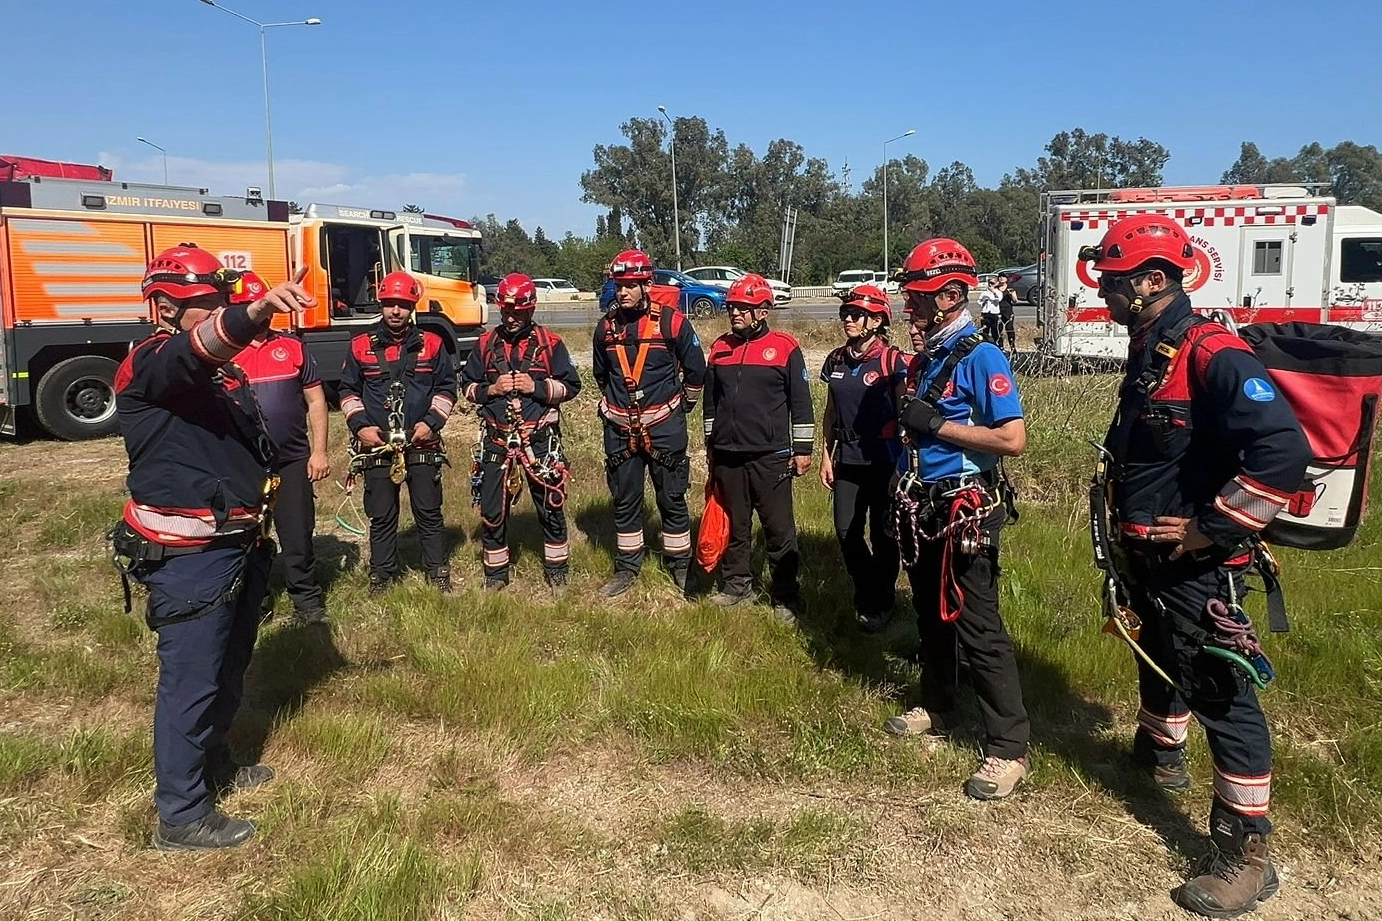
[531,277,582,301]
[684,265,792,305]
[994,263,1041,305]
[477,273,502,304]
[651,269,727,319]
[832,269,897,295]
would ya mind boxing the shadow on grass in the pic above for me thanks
[1019,646,1205,860]
[232,619,352,768]
[264,533,360,613]
[794,522,1205,859]
[574,496,618,560]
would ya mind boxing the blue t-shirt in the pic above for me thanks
[898,322,1023,483]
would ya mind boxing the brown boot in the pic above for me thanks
[1176,824,1279,919]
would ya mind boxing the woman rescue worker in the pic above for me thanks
[818,283,908,632]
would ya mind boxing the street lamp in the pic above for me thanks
[136,136,168,185]
[196,0,322,200]
[657,105,682,271]
[882,129,916,275]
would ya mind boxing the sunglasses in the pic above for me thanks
[1096,270,1154,293]
[839,307,867,322]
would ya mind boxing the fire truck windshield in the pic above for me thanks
[409,232,480,282]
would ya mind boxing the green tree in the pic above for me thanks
[581,116,729,266]
[1008,128,1170,190]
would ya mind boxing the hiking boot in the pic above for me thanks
[883,706,955,737]
[153,809,256,851]
[292,606,330,627]
[429,566,453,594]
[1132,732,1191,793]
[669,562,690,593]
[484,577,508,592]
[771,600,800,627]
[965,755,1028,801]
[368,572,397,596]
[546,570,568,600]
[856,607,894,635]
[600,570,638,598]
[1176,822,1279,919]
[709,589,754,608]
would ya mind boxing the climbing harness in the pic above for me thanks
[602,301,681,470]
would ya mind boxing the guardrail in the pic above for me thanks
[789,286,832,299]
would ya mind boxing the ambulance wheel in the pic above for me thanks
[690,297,716,320]
[34,355,120,441]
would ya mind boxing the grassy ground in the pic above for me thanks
[1,319,1380,920]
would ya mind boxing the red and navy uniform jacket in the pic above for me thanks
[338,323,457,446]
[235,330,321,464]
[114,305,277,547]
[460,324,581,447]
[1105,294,1310,549]
[704,324,815,456]
[592,302,707,451]
[820,337,907,466]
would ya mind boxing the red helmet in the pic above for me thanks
[227,270,269,306]
[608,249,654,283]
[725,273,775,308]
[495,272,537,310]
[839,283,892,323]
[378,271,423,305]
[897,238,978,293]
[1082,214,1196,274]
[141,243,231,301]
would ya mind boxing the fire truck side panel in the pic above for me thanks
[6,216,149,324]
[148,223,291,295]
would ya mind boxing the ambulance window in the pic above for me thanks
[1252,240,1283,275]
[1340,238,1382,283]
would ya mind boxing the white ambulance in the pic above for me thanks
[1038,184,1382,357]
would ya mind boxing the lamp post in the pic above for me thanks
[882,129,916,275]
[657,105,682,271]
[196,0,321,200]
[136,136,168,185]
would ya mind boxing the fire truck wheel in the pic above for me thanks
[34,355,120,441]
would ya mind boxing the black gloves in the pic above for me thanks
[901,397,945,436]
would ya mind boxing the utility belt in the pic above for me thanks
[895,468,1006,522]
[351,447,448,469]
[107,522,267,624]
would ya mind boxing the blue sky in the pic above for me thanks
[5,0,1379,239]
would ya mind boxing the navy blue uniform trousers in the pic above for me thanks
[142,543,269,826]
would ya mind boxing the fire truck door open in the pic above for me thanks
[320,223,396,317]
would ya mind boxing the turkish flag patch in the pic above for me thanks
[988,374,1013,396]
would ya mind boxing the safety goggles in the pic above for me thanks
[143,266,245,291]
[1096,269,1154,294]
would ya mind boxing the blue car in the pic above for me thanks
[599,270,727,319]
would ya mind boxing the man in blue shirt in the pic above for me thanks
[883,238,1032,802]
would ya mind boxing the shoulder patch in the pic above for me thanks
[988,374,1013,396]
[1243,377,1276,402]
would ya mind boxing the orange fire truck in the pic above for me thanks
[0,174,486,439]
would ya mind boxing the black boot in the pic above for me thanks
[600,570,637,598]
[429,565,453,594]
[153,809,255,851]
[1175,811,1279,918]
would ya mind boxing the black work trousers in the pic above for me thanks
[605,448,692,574]
[906,505,1029,760]
[363,462,447,578]
[998,308,1016,350]
[832,460,899,615]
[1125,550,1273,836]
[271,457,324,614]
[713,450,800,604]
[479,429,569,582]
